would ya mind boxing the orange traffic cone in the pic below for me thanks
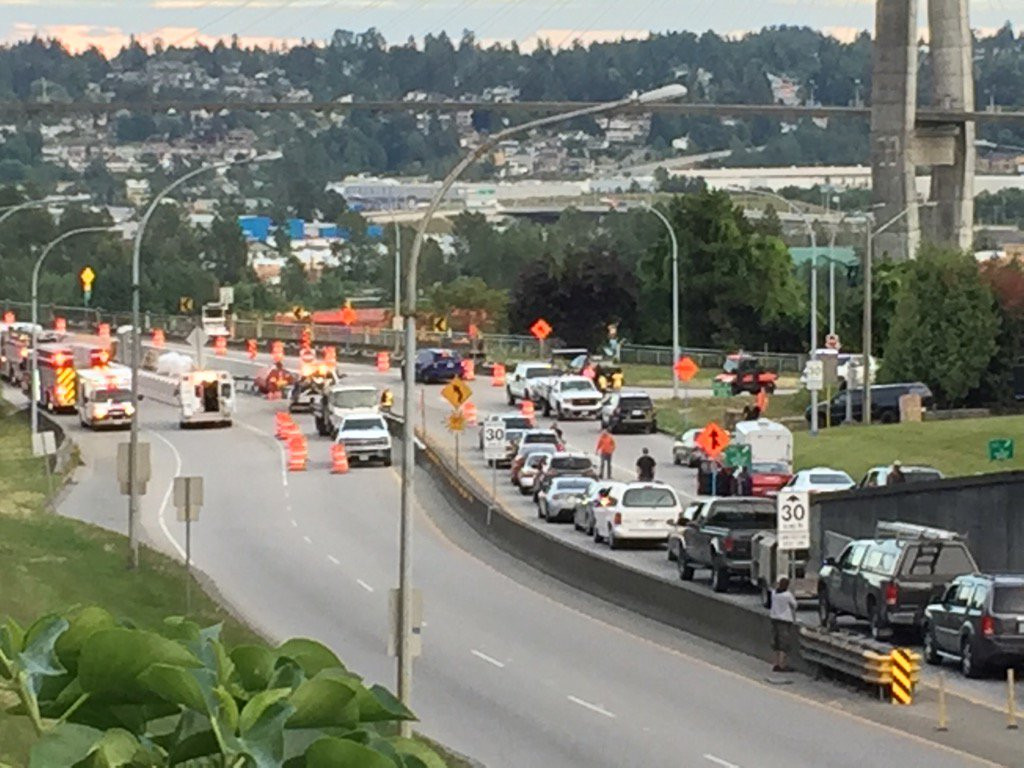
[461,358,476,381]
[463,402,478,425]
[275,411,292,440]
[330,443,350,474]
[521,399,535,422]
[283,420,302,443]
[288,435,308,472]
[491,363,506,387]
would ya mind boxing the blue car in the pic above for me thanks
[414,348,461,383]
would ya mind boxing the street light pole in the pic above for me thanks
[642,203,680,399]
[31,226,113,440]
[128,153,280,569]
[397,84,688,732]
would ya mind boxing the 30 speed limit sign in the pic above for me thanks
[483,421,507,462]
[776,491,810,550]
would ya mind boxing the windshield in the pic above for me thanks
[525,454,549,468]
[623,487,677,508]
[521,444,555,457]
[723,359,740,374]
[993,586,1024,613]
[503,416,532,429]
[708,510,776,527]
[562,380,595,392]
[552,456,593,471]
[93,388,131,403]
[203,308,225,319]
[330,389,378,409]
[432,350,453,360]
[342,418,386,432]
[808,473,852,485]
[752,462,789,474]
[526,366,556,379]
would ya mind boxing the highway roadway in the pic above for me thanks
[15,341,1015,768]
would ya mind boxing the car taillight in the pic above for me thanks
[613,512,622,525]
[885,582,898,606]
[722,537,734,553]
[982,614,996,638]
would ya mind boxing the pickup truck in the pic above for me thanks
[678,497,776,592]
[818,535,978,640]
[533,375,603,419]
[334,413,393,466]
[313,384,380,437]
[506,361,558,405]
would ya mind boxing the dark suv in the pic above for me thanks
[412,348,461,383]
[923,574,1024,678]
[806,382,933,426]
[600,390,657,433]
[818,534,977,639]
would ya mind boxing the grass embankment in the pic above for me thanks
[656,390,810,435]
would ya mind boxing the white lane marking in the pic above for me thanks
[703,755,739,768]
[303,535,312,544]
[290,519,298,528]
[327,555,340,565]
[147,430,187,560]
[567,695,616,719]
[470,649,505,668]
[356,579,374,593]
[235,419,289,487]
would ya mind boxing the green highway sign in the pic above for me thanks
[722,443,752,469]
[712,380,732,399]
[988,438,1015,462]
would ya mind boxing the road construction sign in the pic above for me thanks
[695,422,729,459]
[441,378,472,409]
[674,356,699,382]
[446,411,466,432]
[530,318,552,340]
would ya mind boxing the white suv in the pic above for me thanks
[506,361,558,405]
[334,413,393,466]
[591,482,681,550]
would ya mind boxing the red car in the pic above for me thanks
[254,365,296,394]
[748,461,793,498]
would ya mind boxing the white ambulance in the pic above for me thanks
[77,364,134,430]
[176,370,234,428]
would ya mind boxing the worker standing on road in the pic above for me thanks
[770,576,798,673]
[551,421,564,446]
[636,448,656,482]
[888,460,906,485]
[596,430,616,479]
[380,388,394,413]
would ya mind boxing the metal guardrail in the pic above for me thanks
[800,626,921,699]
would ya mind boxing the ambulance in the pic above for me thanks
[77,364,134,430]
[176,370,234,428]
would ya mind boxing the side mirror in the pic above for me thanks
[823,557,837,567]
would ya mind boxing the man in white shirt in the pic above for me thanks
[769,576,799,672]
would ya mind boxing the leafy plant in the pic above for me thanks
[0,607,444,768]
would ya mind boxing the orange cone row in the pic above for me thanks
[275,411,292,440]
[288,435,308,472]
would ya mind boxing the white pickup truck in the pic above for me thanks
[334,413,393,466]
[533,375,603,420]
[506,361,558,405]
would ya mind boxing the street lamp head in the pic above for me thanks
[636,84,688,104]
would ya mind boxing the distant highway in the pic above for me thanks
[13,339,1010,768]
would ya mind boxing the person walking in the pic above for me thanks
[636,448,656,482]
[596,430,616,480]
[770,576,799,672]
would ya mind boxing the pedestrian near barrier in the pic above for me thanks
[288,435,308,472]
[596,430,616,480]
[770,577,798,673]
[330,442,350,474]
[491,363,506,387]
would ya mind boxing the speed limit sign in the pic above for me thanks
[776,491,810,550]
[483,421,507,462]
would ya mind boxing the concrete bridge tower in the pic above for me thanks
[870,0,974,260]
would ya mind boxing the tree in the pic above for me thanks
[429,276,508,327]
[979,258,1024,403]
[0,606,443,767]
[883,245,1000,407]
[204,210,249,285]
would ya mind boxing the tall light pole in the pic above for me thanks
[641,202,680,399]
[127,152,280,569]
[30,226,113,440]
[396,84,688,731]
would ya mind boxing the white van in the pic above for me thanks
[177,370,234,428]
[732,418,793,471]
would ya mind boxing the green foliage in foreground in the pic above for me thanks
[0,608,444,768]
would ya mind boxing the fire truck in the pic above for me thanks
[35,342,78,413]
[77,364,134,430]
[0,325,31,385]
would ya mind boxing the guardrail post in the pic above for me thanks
[1008,668,1018,730]
[936,671,948,731]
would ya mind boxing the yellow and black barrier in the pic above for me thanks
[800,627,920,700]
[890,647,916,705]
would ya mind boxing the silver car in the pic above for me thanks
[537,476,593,524]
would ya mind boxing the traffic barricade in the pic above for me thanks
[521,399,535,422]
[491,363,506,387]
[153,329,166,348]
[274,411,292,439]
[330,443,350,474]
[246,339,258,360]
[288,435,308,472]
[462,402,478,425]
[799,627,920,700]
[214,336,227,356]
[377,351,390,373]
[461,358,476,381]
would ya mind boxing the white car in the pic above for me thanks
[591,482,682,549]
[781,467,855,494]
[506,361,558,405]
[334,413,393,466]
[537,476,593,523]
[517,451,553,495]
[858,464,943,488]
[535,375,603,420]
[573,479,616,535]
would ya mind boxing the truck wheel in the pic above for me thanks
[506,387,515,405]
[923,625,941,665]
[868,601,889,640]
[818,591,837,631]
[608,528,620,550]
[711,561,729,593]
[678,553,694,581]
[383,452,393,467]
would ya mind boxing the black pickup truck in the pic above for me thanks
[818,535,978,640]
[678,498,776,592]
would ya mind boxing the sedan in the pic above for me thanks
[749,461,793,498]
[517,452,553,495]
[537,476,593,523]
[781,467,855,494]
[573,480,616,535]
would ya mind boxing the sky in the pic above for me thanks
[1,0,1021,56]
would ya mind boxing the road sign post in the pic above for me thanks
[483,421,507,516]
[32,431,57,502]
[118,442,151,566]
[173,476,203,615]
[776,491,810,550]
[989,438,1015,462]
[530,318,552,358]
[674,356,699,410]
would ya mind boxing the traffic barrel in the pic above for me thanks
[376,351,390,373]
[54,317,66,333]
[521,399,535,422]
[246,339,258,360]
[461,358,476,381]
[288,435,308,472]
[491,363,506,387]
[463,401,478,425]
[214,336,227,356]
[153,329,166,348]
[324,345,337,366]
[274,411,292,439]
[330,443,350,474]
[98,323,110,341]
[271,340,284,364]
